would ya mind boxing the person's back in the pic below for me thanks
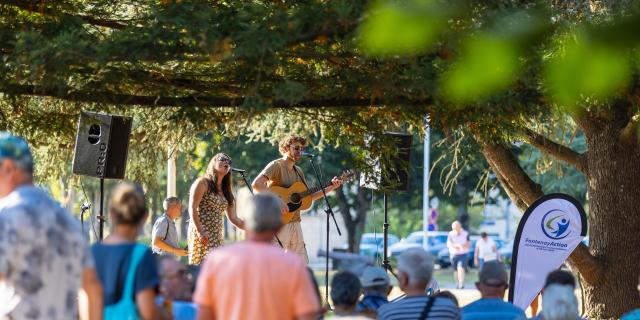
[378,296,460,320]
[462,298,526,320]
[194,241,318,319]
[377,248,460,320]
[92,243,159,310]
[194,193,320,320]
[0,186,92,319]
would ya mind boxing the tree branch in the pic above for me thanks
[1,84,431,108]
[522,127,588,174]
[477,138,603,284]
[1,0,127,29]
[567,242,604,286]
[480,141,543,204]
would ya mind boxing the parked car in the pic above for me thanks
[340,233,400,259]
[389,231,449,258]
[437,236,506,268]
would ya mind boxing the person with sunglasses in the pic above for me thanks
[252,134,342,263]
[187,153,245,265]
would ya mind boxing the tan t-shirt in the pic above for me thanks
[259,158,308,222]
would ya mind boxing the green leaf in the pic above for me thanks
[544,39,631,108]
[358,0,447,57]
[441,35,520,104]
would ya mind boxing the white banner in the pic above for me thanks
[508,193,587,310]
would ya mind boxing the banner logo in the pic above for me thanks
[541,209,571,240]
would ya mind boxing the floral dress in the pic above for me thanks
[188,187,227,265]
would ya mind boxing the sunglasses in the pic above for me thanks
[218,157,233,165]
[290,145,305,152]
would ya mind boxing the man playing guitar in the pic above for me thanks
[252,134,342,263]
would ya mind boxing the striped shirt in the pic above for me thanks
[378,296,460,320]
[462,298,526,320]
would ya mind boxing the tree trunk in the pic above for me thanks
[578,115,640,319]
[335,184,371,253]
[478,109,640,319]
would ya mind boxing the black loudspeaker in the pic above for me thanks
[360,132,413,191]
[72,111,133,179]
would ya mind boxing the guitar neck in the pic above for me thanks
[299,181,332,198]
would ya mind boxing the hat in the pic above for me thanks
[360,266,390,287]
[479,261,508,286]
[0,132,33,171]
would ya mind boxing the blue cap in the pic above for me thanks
[0,132,33,171]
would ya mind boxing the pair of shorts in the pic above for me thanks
[271,221,309,263]
[451,253,469,271]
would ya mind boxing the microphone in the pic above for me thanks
[80,202,91,211]
[301,152,317,158]
[231,167,246,173]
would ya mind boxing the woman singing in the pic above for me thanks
[188,153,245,265]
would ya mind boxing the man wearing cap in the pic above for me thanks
[356,266,392,316]
[0,132,102,319]
[461,261,526,320]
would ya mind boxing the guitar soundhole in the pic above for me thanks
[290,193,301,203]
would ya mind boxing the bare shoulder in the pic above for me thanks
[191,177,209,191]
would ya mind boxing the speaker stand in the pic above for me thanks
[382,192,391,271]
[99,178,105,240]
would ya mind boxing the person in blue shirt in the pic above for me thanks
[461,261,526,320]
[356,266,392,317]
[92,183,169,320]
[157,256,197,320]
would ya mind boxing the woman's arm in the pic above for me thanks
[78,267,103,320]
[189,178,208,236]
[225,204,245,230]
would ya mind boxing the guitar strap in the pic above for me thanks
[293,166,310,190]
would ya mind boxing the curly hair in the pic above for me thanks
[278,134,307,155]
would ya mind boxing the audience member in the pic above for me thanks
[331,271,369,319]
[530,269,584,320]
[152,196,188,257]
[474,232,499,270]
[621,275,640,320]
[377,248,460,320]
[538,284,579,320]
[447,221,471,289]
[92,183,168,320]
[0,132,102,320]
[194,193,320,320]
[461,261,526,320]
[356,266,391,316]
[157,256,197,320]
[434,291,459,307]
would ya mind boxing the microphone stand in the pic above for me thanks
[80,205,91,238]
[307,156,341,306]
[237,171,254,195]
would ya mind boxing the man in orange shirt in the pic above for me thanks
[194,193,321,320]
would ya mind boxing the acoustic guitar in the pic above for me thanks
[267,170,355,224]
